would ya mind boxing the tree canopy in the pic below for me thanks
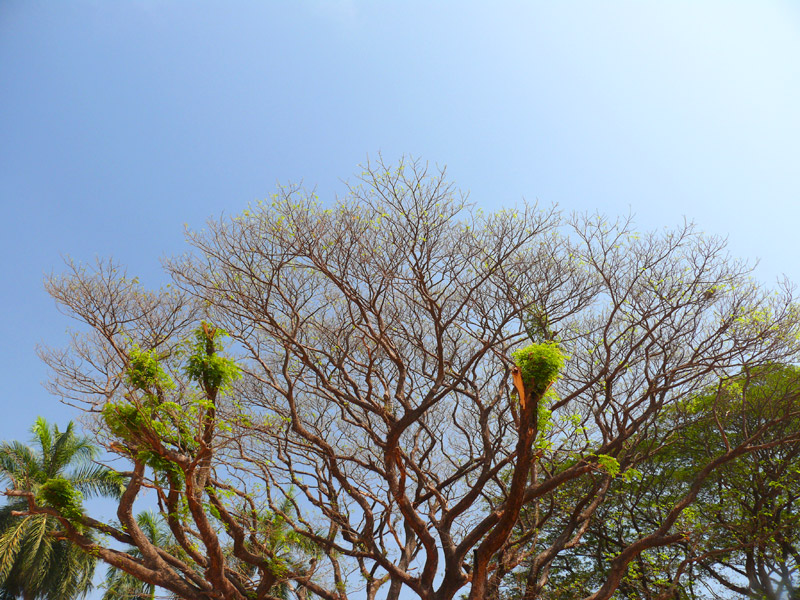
[5,159,800,600]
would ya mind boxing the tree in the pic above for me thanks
[101,504,318,600]
[33,292,323,600]
[101,511,176,600]
[0,418,122,600]
[13,158,800,600]
[625,365,800,600]
[497,365,800,600]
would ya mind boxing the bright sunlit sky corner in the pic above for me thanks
[1,1,800,596]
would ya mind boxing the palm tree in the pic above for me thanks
[241,497,322,600]
[258,497,321,584]
[101,498,321,600]
[0,417,123,600]
[101,511,171,600]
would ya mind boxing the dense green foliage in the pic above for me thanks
[511,342,565,395]
[500,366,800,600]
[184,326,241,391]
[36,477,84,524]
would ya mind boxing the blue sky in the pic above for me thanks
[1,0,800,595]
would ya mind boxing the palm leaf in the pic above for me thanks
[70,463,125,499]
[0,418,117,599]
[0,515,32,580]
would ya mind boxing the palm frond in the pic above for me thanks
[69,464,125,499]
[0,515,33,580]
[0,441,42,487]
[32,417,54,460]
[16,513,51,583]
[48,424,96,478]
[0,418,115,599]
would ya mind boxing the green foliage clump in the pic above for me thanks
[102,399,184,446]
[595,454,621,478]
[126,346,174,391]
[37,477,84,523]
[102,324,246,490]
[620,467,642,483]
[102,399,195,481]
[512,342,565,395]
[102,402,148,443]
[184,326,241,391]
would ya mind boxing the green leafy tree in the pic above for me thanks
[498,365,800,600]
[656,366,800,600]
[0,418,123,600]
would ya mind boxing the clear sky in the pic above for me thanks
[1,0,800,596]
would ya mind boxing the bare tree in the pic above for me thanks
[10,158,800,600]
